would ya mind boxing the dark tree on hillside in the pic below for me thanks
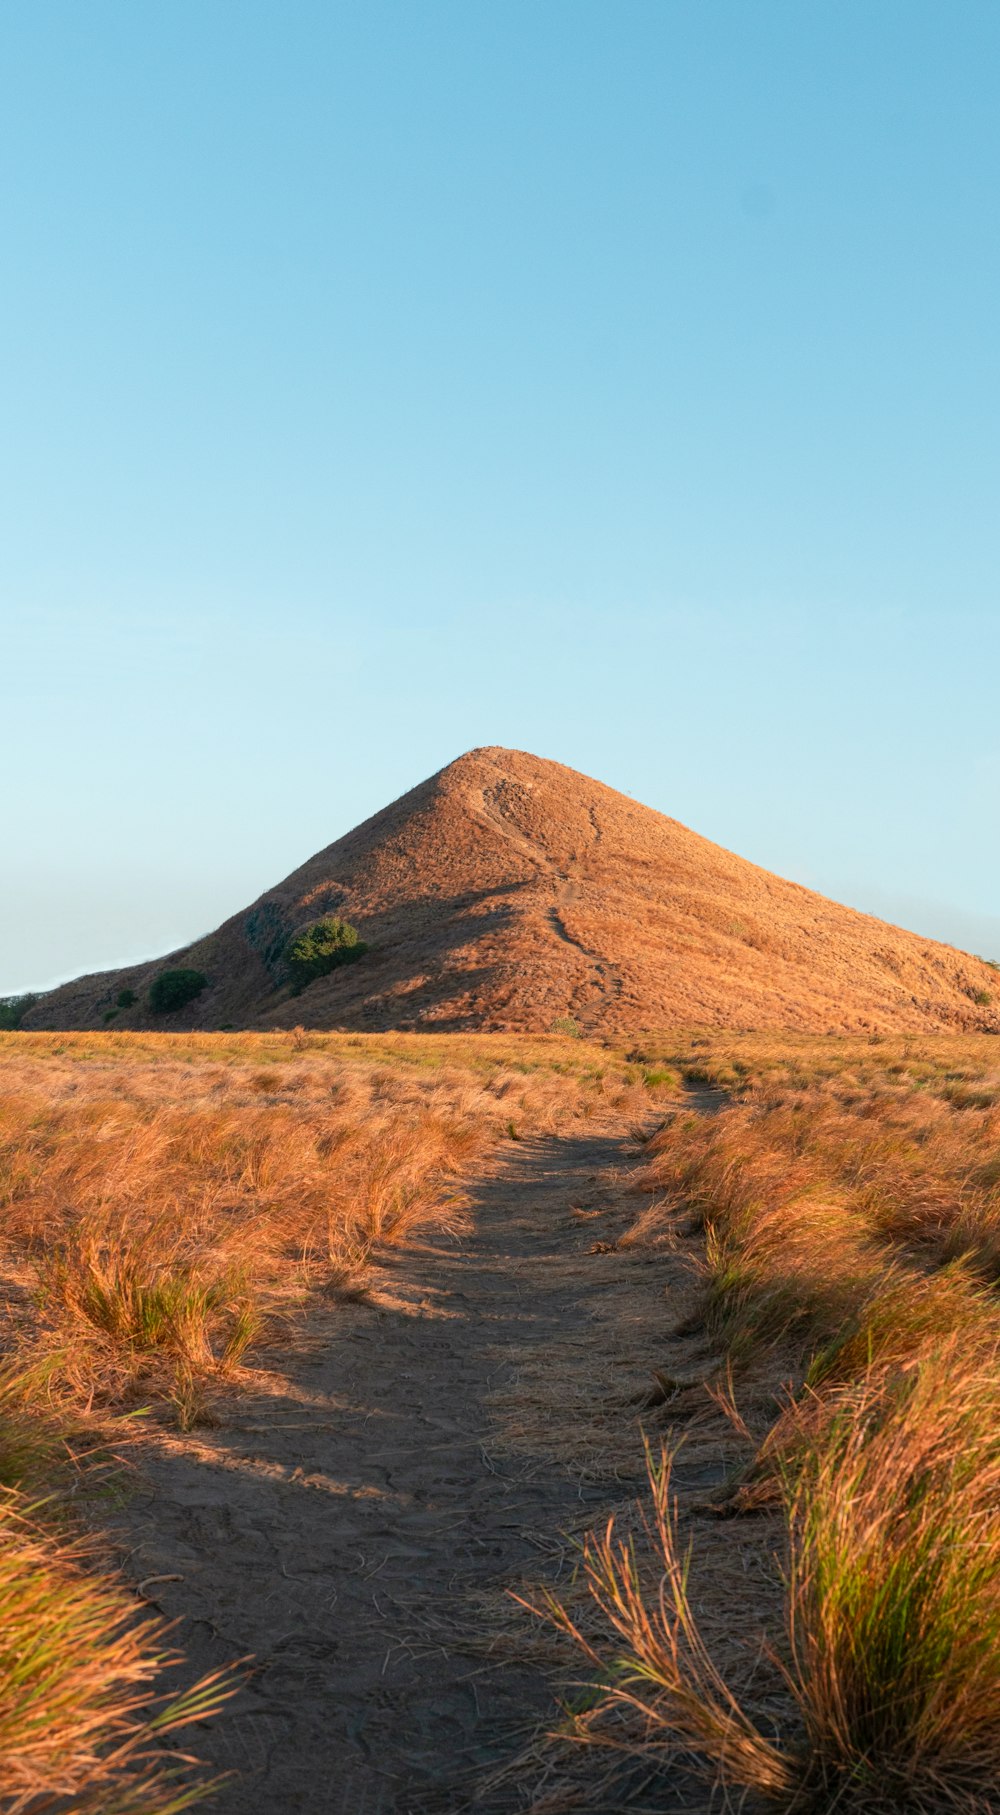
[284,918,367,991]
[149,970,207,1014]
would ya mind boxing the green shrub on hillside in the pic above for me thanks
[551,1015,581,1038]
[0,995,38,1031]
[284,917,367,991]
[116,988,137,1008]
[148,970,207,1014]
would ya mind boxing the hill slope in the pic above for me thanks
[23,748,1000,1035]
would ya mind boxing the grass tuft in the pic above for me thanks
[540,1350,1000,1812]
[0,1488,237,1812]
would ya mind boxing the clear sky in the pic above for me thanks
[3,0,998,995]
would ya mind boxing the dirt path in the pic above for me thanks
[114,1122,718,1813]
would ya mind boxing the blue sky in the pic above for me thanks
[2,0,998,994]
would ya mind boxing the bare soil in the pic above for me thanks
[109,1120,728,1813]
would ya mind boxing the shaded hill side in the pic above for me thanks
[23,747,1000,1035]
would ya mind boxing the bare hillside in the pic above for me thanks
[24,747,1000,1034]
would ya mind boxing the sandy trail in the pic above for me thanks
[114,1122,712,1813]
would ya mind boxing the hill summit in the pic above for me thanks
[24,748,1000,1035]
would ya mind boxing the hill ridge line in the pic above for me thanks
[22,747,1000,1037]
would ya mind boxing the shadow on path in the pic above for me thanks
[116,1128,693,1813]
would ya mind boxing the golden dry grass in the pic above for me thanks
[0,1028,647,1416]
[0,1029,652,1808]
[0,1492,235,1815]
[535,1032,1000,1809]
[7,1025,1000,1810]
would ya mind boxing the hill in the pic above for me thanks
[21,747,1000,1035]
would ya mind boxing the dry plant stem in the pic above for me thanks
[523,1444,792,1799]
[535,1358,1000,1813]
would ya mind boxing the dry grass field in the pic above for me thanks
[1,1026,999,1811]
[0,1027,647,1812]
[542,1030,1000,1813]
[0,1030,622,1416]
